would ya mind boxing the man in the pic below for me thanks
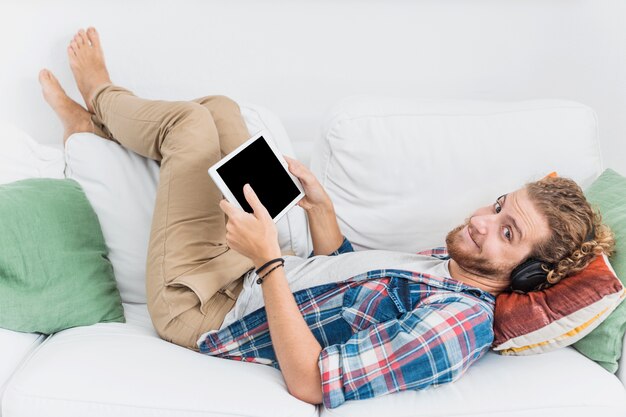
[40,27,614,409]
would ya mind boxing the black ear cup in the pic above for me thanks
[509,258,548,293]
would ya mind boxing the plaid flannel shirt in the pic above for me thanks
[198,242,495,408]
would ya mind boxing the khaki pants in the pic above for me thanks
[90,85,254,350]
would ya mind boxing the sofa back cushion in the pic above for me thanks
[65,103,309,304]
[310,96,602,252]
[0,120,64,185]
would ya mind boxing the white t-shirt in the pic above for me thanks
[219,250,451,330]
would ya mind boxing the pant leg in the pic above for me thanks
[90,85,254,350]
[90,94,251,155]
[191,95,251,156]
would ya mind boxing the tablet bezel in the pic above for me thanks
[208,130,305,223]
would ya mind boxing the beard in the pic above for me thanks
[445,221,512,281]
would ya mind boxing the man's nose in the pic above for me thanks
[470,214,492,235]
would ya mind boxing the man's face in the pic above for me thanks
[445,188,551,283]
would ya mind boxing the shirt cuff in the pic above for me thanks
[318,345,346,409]
[308,236,355,258]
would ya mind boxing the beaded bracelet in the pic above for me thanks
[255,257,285,276]
[256,261,285,285]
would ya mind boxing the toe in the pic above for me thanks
[38,69,62,90]
[77,29,87,46]
[38,69,49,84]
[67,45,76,58]
[74,34,83,48]
[86,27,100,48]
[47,70,59,85]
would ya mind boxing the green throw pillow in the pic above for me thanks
[573,168,626,372]
[0,178,124,333]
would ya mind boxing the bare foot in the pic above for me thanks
[38,69,94,145]
[68,27,111,113]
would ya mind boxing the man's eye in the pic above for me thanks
[494,201,502,213]
[504,227,512,241]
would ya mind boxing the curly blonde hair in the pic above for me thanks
[525,176,615,286]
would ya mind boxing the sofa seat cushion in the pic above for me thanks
[319,347,626,417]
[1,303,317,417]
[0,329,46,399]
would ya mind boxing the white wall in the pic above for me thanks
[1,0,625,174]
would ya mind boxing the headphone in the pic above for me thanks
[509,227,596,293]
[509,259,550,293]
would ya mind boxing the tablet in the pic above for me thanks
[208,131,305,223]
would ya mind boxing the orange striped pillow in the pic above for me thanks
[493,254,625,355]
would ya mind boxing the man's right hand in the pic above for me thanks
[285,156,331,212]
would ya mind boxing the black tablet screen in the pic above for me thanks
[216,136,301,218]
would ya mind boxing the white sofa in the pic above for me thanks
[2,95,626,417]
